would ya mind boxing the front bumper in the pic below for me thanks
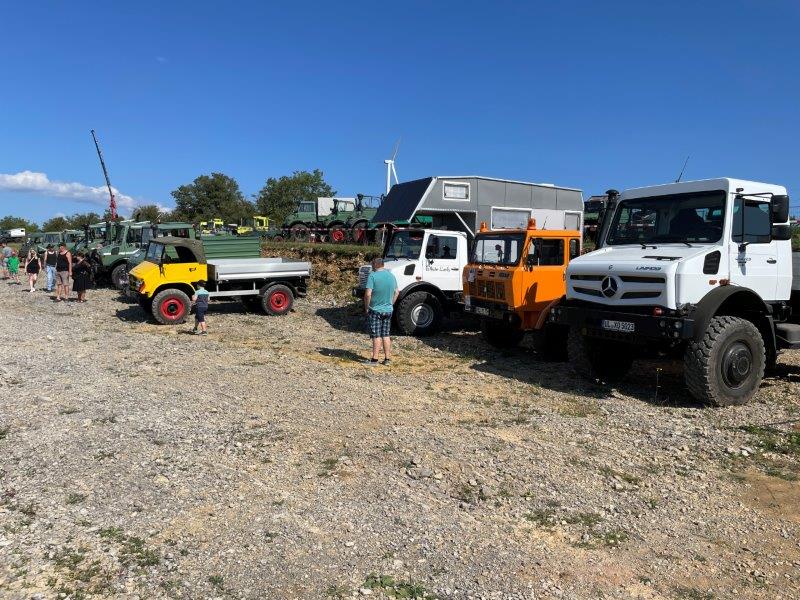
[464,297,516,323]
[550,304,694,342]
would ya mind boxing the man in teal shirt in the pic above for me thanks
[364,257,399,365]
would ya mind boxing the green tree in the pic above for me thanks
[131,204,165,222]
[0,216,39,232]
[66,212,102,230]
[170,173,254,224]
[255,169,336,225]
[42,216,70,231]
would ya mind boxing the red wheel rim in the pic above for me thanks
[269,291,288,312]
[160,297,185,320]
[331,229,345,242]
[353,226,365,242]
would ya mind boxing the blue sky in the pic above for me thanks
[1,0,799,223]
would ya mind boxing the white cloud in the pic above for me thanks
[0,170,140,213]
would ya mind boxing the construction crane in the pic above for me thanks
[90,129,117,220]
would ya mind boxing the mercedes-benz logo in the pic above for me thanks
[601,276,618,298]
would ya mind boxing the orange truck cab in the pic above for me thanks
[463,219,581,357]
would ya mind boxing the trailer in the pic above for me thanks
[354,176,584,335]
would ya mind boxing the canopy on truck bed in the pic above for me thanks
[158,236,206,263]
[372,176,583,235]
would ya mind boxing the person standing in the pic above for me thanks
[6,250,21,284]
[191,280,210,335]
[71,251,92,302]
[55,243,72,301]
[0,242,11,279]
[24,248,41,292]
[363,257,399,365]
[43,244,58,292]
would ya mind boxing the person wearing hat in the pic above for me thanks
[43,244,58,292]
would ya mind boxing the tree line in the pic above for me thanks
[1,169,337,232]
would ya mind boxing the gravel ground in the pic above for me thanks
[1,280,799,600]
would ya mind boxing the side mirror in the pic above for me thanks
[771,224,792,241]
[771,195,790,223]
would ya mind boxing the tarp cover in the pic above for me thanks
[372,177,433,223]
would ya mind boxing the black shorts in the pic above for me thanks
[195,308,207,323]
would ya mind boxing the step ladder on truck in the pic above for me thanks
[550,178,800,406]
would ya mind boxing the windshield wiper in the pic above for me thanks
[650,235,692,247]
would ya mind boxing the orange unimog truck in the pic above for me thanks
[463,219,581,358]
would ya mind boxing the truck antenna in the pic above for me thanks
[91,130,118,220]
[675,155,690,183]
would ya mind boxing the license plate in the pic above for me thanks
[475,307,489,316]
[601,319,635,333]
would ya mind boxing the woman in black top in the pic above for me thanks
[24,249,41,292]
[72,251,92,302]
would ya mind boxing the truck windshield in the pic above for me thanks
[471,233,525,265]
[385,230,425,259]
[606,191,725,246]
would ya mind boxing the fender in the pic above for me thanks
[690,285,775,351]
[397,281,447,305]
[152,282,196,300]
[259,279,301,298]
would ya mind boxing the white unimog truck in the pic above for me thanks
[354,176,584,335]
[551,178,800,406]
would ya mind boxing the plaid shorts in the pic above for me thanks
[367,310,392,338]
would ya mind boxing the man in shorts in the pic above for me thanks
[363,257,398,365]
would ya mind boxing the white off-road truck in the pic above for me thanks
[353,228,469,335]
[551,178,800,406]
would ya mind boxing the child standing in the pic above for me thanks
[191,280,210,335]
[24,248,41,292]
[7,250,20,285]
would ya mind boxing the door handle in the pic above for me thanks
[767,259,777,264]
[189,267,196,272]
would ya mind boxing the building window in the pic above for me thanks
[491,208,530,230]
[443,182,470,201]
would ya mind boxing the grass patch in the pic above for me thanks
[599,466,641,485]
[262,240,381,258]
[66,493,86,505]
[735,424,800,480]
[0,426,9,440]
[674,585,714,600]
[362,574,435,598]
[98,527,159,567]
[739,424,800,456]
[59,407,80,415]
[208,574,224,587]
[326,584,351,598]
[558,400,601,418]
[319,457,339,477]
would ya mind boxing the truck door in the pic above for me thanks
[525,237,567,312]
[729,197,778,300]
[423,233,462,292]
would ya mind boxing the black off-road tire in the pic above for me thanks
[533,323,569,361]
[111,263,128,290]
[568,327,633,383]
[261,284,294,316]
[481,319,524,348]
[684,316,765,406]
[152,288,191,325]
[396,291,443,336]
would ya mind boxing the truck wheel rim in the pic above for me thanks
[270,291,288,311]
[411,303,433,328]
[721,341,752,388]
[161,297,185,319]
[353,226,365,241]
[332,229,345,242]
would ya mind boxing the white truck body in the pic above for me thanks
[553,177,799,406]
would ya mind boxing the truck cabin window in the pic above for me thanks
[425,235,458,260]
[160,245,196,263]
[146,242,163,262]
[528,238,564,266]
[731,198,771,244]
[606,191,725,246]
[472,234,524,266]
[385,230,425,260]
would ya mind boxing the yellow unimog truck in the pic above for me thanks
[128,236,311,324]
[463,219,581,358]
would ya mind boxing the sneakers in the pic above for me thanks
[362,358,379,366]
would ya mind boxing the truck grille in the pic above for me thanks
[568,270,666,305]
[473,279,505,300]
[357,266,372,289]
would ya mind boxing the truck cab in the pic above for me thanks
[354,228,469,335]
[552,178,799,406]
[464,220,580,355]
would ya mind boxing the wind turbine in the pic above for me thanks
[384,139,400,194]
